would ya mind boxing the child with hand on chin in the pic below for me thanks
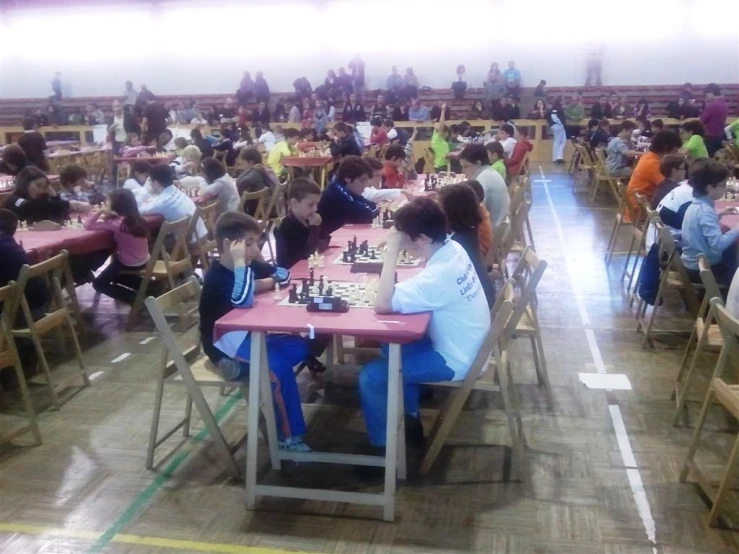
[203,212,315,451]
[357,198,490,473]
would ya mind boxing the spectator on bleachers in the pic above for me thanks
[612,94,629,119]
[18,116,49,172]
[386,66,403,99]
[336,67,353,96]
[590,94,607,119]
[237,71,254,106]
[483,69,507,115]
[468,101,489,120]
[499,95,521,121]
[190,111,208,125]
[254,71,270,103]
[287,98,301,123]
[122,81,138,107]
[0,145,29,177]
[251,100,271,125]
[679,121,709,160]
[430,103,451,123]
[137,84,155,107]
[565,93,585,122]
[272,99,287,123]
[293,76,313,100]
[700,83,729,157]
[502,61,522,100]
[667,97,688,120]
[605,121,638,179]
[408,99,430,123]
[314,101,331,135]
[68,108,85,125]
[300,99,314,129]
[634,98,650,119]
[33,107,49,127]
[679,82,694,101]
[393,100,410,122]
[605,92,618,118]
[348,54,366,99]
[342,93,366,123]
[86,103,105,126]
[51,72,62,101]
[216,97,238,124]
[534,79,547,98]
[452,65,467,100]
[528,99,547,120]
[404,68,419,99]
[370,95,387,120]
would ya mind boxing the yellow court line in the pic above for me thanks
[0,523,315,554]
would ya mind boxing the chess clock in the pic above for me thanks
[306,296,350,313]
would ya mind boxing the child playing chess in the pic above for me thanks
[198,158,240,215]
[120,133,149,158]
[84,189,150,304]
[679,121,709,160]
[358,197,490,463]
[59,164,103,209]
[362,157,410,204]
[464,180,493,261]
[317,156,379,238]
[3,167,84,225]
[329,122,362,159]
[275,177,324,269]
[382,144,407,189]
[485,142,507,181]
[123,160,152,199]
[202,211,312,451]
[267,128,301,178]
[369,117,389,147]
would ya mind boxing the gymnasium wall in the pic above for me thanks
[0,0,737,99]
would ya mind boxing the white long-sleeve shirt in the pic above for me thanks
[363,187,405,203]
[138,185,207,238]
[198,175,240,215]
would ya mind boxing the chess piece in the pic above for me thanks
[289,284,299,303]
[343,251,349,263]
[301,278,309,296]
[370,249,376,259]
[309,268,315,286]
[273,280,282,300]
[350,250,356,263]
[77,215,82,225]
[326,282,333,296]
[353,235,357,251]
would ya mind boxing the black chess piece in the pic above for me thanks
[301,278,309,295]
[289,284,298,303]
[353,235,357,251]
[343,251,349,263]
[77,215,82,224]
[347,240,353,252]
[326,285,333,296]
[350,251,356,263]
[370,249,376,259]
[309,268,315,286]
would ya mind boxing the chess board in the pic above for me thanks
[332,247,420,266]
[278,280,376,308]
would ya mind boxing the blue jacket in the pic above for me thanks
[318,179,378,239]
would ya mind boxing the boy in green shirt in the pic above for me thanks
[726,119,739,148]
[679,121,709,160]
[486,141,507,180]
[430,102,451,172]
[267,128,301,177]
[564,93,585,122]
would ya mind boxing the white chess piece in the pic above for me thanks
[272,280,282,300]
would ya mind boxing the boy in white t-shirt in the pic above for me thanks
[359,197,490,452]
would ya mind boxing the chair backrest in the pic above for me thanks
[657,225,701,315]
[494,215,515,262]
[198,200,220,236]
[710,297,739,344]
[238,188,269,218]
[634,192,650,228]
[697,254,723,306]
[0,284,21,363]
[149,215,194,283]
[506,246,548,337]
[511,196,532,244]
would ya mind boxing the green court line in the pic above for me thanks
[87,393,243,553]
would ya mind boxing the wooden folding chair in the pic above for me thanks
[259,183,288,262]
[125,215,194,330]
[5,252,89,409]
[620,192,651,292]
[568,138,581,174]
[144,277,244,478]
[636,226,702,348]
[673,255,727,426]
[0,283,42,445]
[605,186,637,267]
[508,246,553,407]
[197,200,220,237]
[510,184,534,254]
[419,280,524,477]
[680,300,739,527]
[238,189,269,218]
[592,148,625,205]
[490,215,514,280]
[187,204,218,272]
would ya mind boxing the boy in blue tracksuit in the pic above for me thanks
[199,211,312,451]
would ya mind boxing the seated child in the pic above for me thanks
[466,180,494,260]
[199,158,240,215]
[650,154,686,209]
[84,189,150,304]
[329,122,362,159]
[362,157,410,203]
[495,123,517,158]
[382,144,407,189]
[173,137,189,156]
[235,147,279,215]
[317,155,379,238]
[486,141,507,180]
[121,133,150,158]
[359,197,490,453]
[138,164,207,239]
[370,117,389,147]
[679,121,709,160]
[171,145,202,179]
[681,159,739,287]
[0,208,47,318]
[59,164,104,208]
[275,177,324,269]
[589,118,611,151]
[201,211,311,451]
[504,127,533,178]
[605,121,639,179]
[438,183,495,308]
[267,128,300,178]
[3,166,81,224]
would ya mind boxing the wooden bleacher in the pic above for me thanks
[1,83,736,127]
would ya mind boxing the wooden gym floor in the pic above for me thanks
[1,165,738,554]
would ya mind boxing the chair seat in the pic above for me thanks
[13,310,68,336]
[713,380,739,420]
[666,271,685,287]
[516,306,536,334]
[695,318,725,349]
[167,355,229,386]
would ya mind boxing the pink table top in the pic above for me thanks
[717,200,739,231]
[283,156,333,168]
[18,228,114,263]
[114,155,175,164]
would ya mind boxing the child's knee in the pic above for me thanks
[359,360,388,394]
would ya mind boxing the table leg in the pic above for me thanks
[320,166,327,190]
[246,330,264,509]
[260,336,281,471]
[383,343,402,521]
[396,361,407,481]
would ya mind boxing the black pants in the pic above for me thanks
[93,258,147,305]
[705,137,724,158]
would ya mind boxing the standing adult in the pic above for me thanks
[336,67,353,97]
[483,65,506,116]
[109,100,127,154]
[122,81,138,107]
[386,66,403,103]
[254,71,270,104]
[585,47,603,86]
[547,97,567,164]
[404,68,419,100]
[17,116,49,172]
[502,61,522,101]
[700,83,729,157]
[142,98,169,144]
[51,72,63,101]
[349,54,366,100]
[237,71,254,106]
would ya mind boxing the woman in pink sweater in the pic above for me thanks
[85,188,150,304]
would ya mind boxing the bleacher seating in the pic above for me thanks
[0,84,736,127]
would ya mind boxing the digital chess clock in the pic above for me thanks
[306,296,350,313]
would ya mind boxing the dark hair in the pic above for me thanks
[689,159,730,197]
[370,116,383,127]
[190,128,204,141]
[201,157,227,184]
[148,164,175,187]
[288,177,322,201]
[587,118,599,129]
[59,163,88,188]
[215,211,262,251]
[680,120,705,137]
[240,147,262,165]
[0,208,18,236]
[333,121,349,134]
[394,197,447,243]
[500,124,514,136]
[659,154,685,179]
[283,128,300,139]
[619,121,637,133]
[466,179,485,203]
[385,144,406,161]
[384,119,395,128]
[486,141,505,160]
[336,155,372,182]
[459,144,490,166]
[131,160,151,176]
[109,188,148,238]
[704,83,721,96]
[22,116,36,131]
[14,166,49,198]
[649,130,682,155]
[366,157,383,171]
[599,118,610,128]
[1,144,28,172]
[652,119,664,130]
[438,183,483,233]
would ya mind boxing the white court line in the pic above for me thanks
[110,353,130,364]
[539,165,658,553]
[89,371,104,381]
[139,337,155,345]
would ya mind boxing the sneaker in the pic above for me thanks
[404,414,425,449]
[278,437,312,452]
